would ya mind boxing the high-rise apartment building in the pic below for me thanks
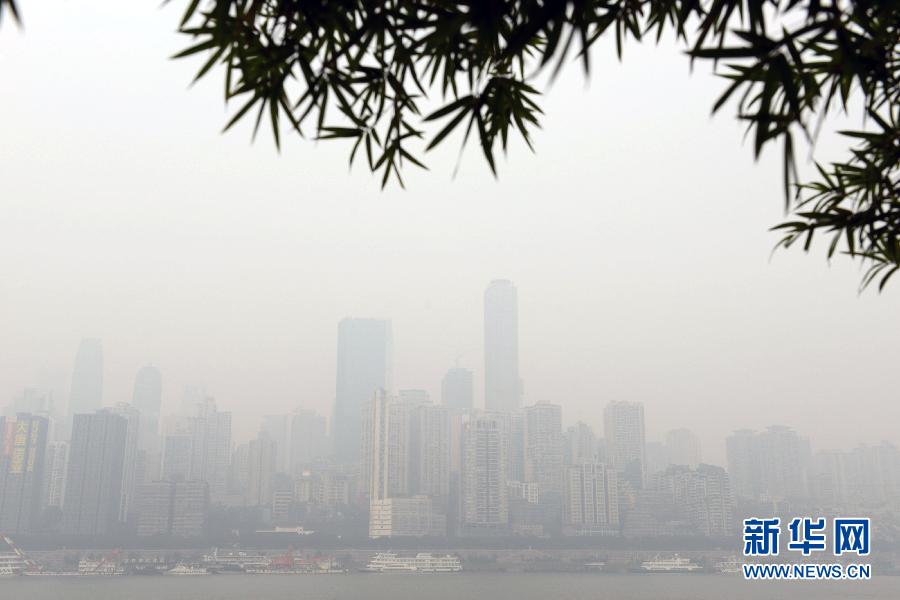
[186,397,232,502]
[333,318,392,462]
[655,464,734,537]
[484,280,521,413]
[564,422,597,465]
[246,432,277,507]
[461,414,508,533]
[136,480,209,537]
[62,411,127,535]
[603,401,646,490]
[564,462,619,535]
[523,402,564,503]
[260,414,290,474]
[665,428,702,468]
[0,413,48,533]
[726,426,810,501]
[409,403,451,498]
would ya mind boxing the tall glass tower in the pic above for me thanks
[484,280,521,413]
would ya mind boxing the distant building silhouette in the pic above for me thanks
[484,280,521,412]
[132,365,162,454]
[289,409,328,475]
[603,401,647,490]
[246,432,277,507]
[69,338,103,416]
[665,428,702,468]
[441,367,473,410]
[332,318,392,462]
[136,480,208,537]
[0,413,49,534]
[62,411,127,535]
[726,426,811,501]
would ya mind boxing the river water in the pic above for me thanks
[0,572,896,600]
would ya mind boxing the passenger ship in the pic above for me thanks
[640,555,702,573]
[167,563,210,575]
[714,557,741,574]
[362,552,462,573]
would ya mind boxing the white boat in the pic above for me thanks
[167,563,209,576]
[362,552,462,573]
[640,555,702,573]
[714,557,741,574]
[0,553,27,576]
[202,548,269,570]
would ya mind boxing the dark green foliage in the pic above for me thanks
[0,0,20,24]
[169,1,898,289]
[4,1,898,289]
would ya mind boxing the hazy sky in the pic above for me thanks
[1,2,897,463]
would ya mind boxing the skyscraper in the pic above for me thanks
[132,365,162,453]
[362,389,406,501]
[289,409,328,475]
[441,367,474,410]
[603,401,646,490]
[42,440,68,508]
[726,429,761,500]
[409,403,451,498]
[523,402,564,503]
[107,403,141,522]
[69,338,103,416]
[484,280,521,413]
[62,411,128,535]
[726,426,811,501]
[665,428,702,468]
[246,432,277,507]
[461,414,508,533]
[564,422,597,465]
[183,397,232,502]
[161,430,193,482]
[260,414,290,473]
[0,413,49,534]
[564,462,619,535]
[333,318,392,462]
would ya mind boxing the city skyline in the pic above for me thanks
[3,4,900,474]
[3,290,899,466]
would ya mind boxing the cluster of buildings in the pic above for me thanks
[1,280,899,544]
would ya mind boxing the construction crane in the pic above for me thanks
[2,534,39,572]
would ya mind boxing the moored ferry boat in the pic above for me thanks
[202,548,269,571]
[714,557,741,574]
[167,563,209,575]
[640,555,702,573]
[362,552,462,573]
